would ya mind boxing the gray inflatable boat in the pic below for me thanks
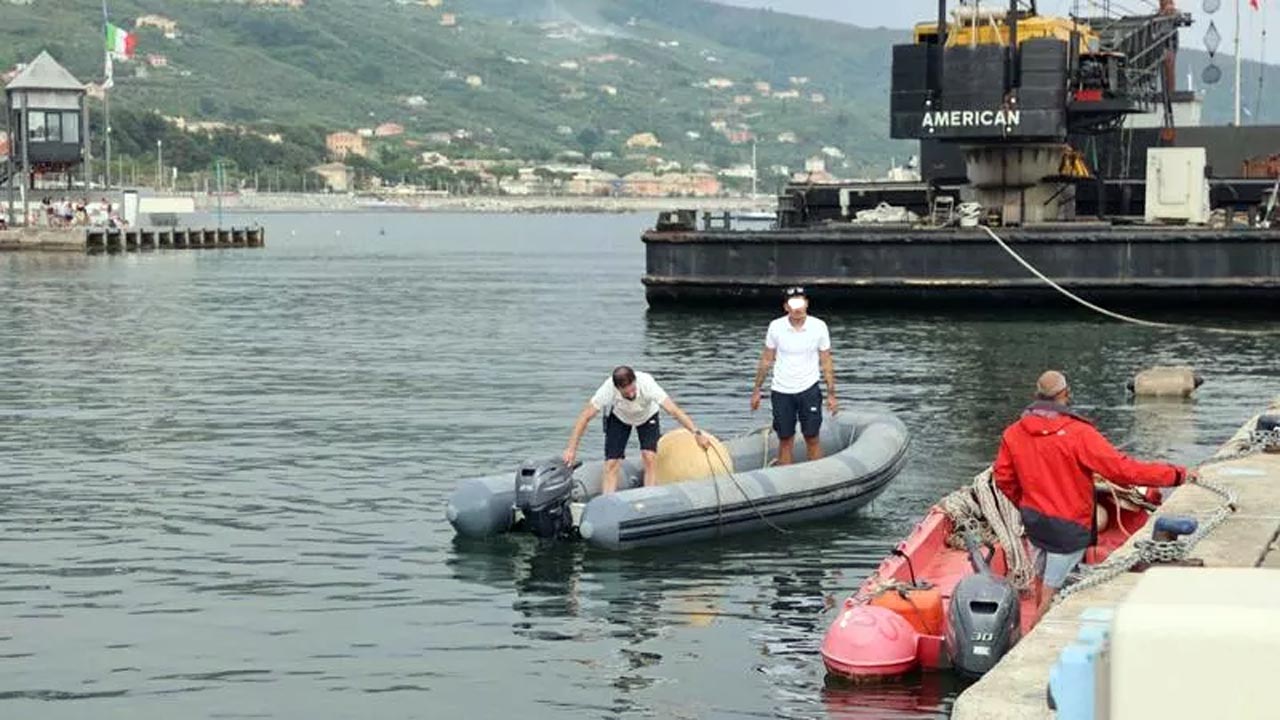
[446,410,909,551]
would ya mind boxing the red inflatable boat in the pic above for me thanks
[821,482,1157,681]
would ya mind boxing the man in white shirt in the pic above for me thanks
[749,287,838,465]
[563,366,711,494]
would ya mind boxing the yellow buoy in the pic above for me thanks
[652,428,733,486]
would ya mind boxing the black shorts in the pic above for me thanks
[603,412,660,460]
[771,383,822,440]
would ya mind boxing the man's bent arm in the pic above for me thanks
[566,403,600,454]
[661,398,700,434]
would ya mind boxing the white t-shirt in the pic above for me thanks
[765,315,831,394]
[590,370,669,426]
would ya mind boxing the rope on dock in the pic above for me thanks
[1054,478,1239,603]
[979,225,1280,337]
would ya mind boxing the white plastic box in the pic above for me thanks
[1110,567,1280,719]
[1144,147,1210,224]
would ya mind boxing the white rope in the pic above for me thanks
[980,225,1280,337]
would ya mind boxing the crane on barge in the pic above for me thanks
[890,0,1190,225]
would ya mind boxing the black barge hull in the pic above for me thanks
[643,224,1280,309]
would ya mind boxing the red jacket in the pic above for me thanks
[993,402,1185,553]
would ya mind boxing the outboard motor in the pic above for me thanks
[945,533,1021,677]
[514,459,579,539]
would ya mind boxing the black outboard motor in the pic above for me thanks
[514,459,580,539]
[945,533,1021,677]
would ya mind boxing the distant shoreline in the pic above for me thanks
[186,192,772,215]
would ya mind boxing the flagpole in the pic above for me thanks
[1234,0,1242,126]
[103,0,112,190]
[104,80,111,190]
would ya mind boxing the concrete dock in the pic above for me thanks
[951,397,1280,719]
[0,227,265,253]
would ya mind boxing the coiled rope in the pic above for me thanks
[937,467,1036,591]
[979,225,1280,337]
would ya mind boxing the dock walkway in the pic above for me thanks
[0,227,265,253]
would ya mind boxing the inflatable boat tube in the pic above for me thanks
[446,410,910,551]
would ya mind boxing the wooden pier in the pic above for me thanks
[85,227,265,253]
[0,226,265,253]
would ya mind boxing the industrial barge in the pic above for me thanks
[643,1,1280,309]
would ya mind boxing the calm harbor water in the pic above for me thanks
[1,212,1276,719]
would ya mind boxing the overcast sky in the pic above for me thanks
[713,0,1279,66]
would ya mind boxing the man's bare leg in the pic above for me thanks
[641,450,658,487]
[778,436,795,465]
[602,459,622,494]
[804,435,823,462]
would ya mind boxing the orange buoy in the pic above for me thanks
[868,585,944,636]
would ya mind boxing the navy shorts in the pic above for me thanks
[772,383,822,440]
[603,412,659,460]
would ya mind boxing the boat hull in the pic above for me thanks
[643,225,1280,309]
[821,493,1149,679]
[446,411,910,551]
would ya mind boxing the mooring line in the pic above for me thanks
[980,225,1280,337]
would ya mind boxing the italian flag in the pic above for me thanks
[105,23,136,59]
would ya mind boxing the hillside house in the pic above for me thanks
[325,132,367,159]
[663,172,720,197]
[625,132,661,149]
[136,14,179,38]
[622,172,662,197]
[419,151,449,166]
[566,168,620,196]
[374,123,405,138]
[311,163,352,192]
[794,156,837,183]
[720,164,755,180]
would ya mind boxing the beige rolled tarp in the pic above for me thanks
[652,428,734,485]
[1128,366,1203,398]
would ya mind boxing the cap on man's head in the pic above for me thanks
[1036,370,1069,400]
[783,285,807,299]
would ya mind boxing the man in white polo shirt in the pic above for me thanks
[563,366,711,494]
[750,286,837,465]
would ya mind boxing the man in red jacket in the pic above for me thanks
[993,370,1195,617]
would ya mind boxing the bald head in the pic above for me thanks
[1036,371,1070,401]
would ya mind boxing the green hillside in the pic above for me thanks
[0,0,913,182]
[1,0,1276,187]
